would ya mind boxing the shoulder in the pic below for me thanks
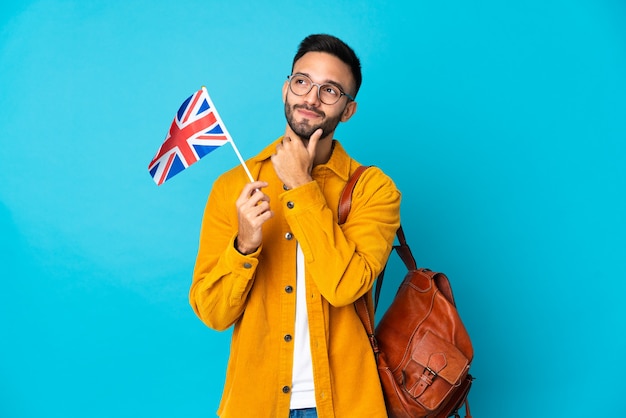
[343,164,401,220]
[333,140,400,204]
[334,141,397,189]
[211,164,248,197]
[353,165,399,197]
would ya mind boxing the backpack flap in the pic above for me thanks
[403,331,471,411]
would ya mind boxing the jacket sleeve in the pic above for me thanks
[281,166,401,307]
[189,175,260,331]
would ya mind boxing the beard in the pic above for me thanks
[284,101,343,140]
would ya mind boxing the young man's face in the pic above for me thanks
[283,51,357,140]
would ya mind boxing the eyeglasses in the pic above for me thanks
[287,74,354,105]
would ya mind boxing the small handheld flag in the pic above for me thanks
[148,86,253,185]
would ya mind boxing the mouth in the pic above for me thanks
[295,105,324,119]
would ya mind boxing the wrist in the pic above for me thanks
[287,174,313,189]
[234,237,256,255]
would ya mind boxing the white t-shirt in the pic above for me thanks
[289,243,316,409]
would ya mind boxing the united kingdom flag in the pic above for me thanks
[148,87,231,185]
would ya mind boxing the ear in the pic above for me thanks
[340,100,357,122]
[282,81,289,103]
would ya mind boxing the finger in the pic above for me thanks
[241,204,265,224]
[247,190,270,208]
[280,136,295,152]
[244,181,268,196]
[307,128,323,156]
[237,181,268,205]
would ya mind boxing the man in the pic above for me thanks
[190,34,400,418]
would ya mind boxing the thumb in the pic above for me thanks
[307,128,323,156]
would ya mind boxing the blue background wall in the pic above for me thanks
[1,1,625,416]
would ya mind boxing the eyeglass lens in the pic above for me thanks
[289,75,343,105]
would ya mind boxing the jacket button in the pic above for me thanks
[285,232,293,240]
[243,262,252,269]
[284,334,292,342]
[285,285,293,293]
[283,184,290,191]
[282,386,290,393]
[286,201,294,209]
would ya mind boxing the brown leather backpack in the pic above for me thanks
[339,166,474,418]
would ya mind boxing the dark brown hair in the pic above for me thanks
[292,34,362,98]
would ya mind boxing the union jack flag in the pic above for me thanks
[148,87,231,185]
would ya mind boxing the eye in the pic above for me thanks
[294,76,310,86]
[322,85,339,96]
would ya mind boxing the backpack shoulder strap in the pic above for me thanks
[338,165,371,225]
[339,166,418,311]
[339,165,396,307]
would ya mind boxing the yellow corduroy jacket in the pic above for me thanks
[190,138,401,418]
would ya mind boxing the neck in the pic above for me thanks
[309,134,334,166]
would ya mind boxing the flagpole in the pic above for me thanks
[228,137,255,183]
[201,86,254,183]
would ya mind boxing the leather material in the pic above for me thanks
[340,166,474,418]
[338,165,370,225]
[375,268,473,417]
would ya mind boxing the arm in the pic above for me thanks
[189,177,271,330]
[282,167,401,307]
[270,127,400,307]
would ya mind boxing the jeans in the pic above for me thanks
[289,408,318,418]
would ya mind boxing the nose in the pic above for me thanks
[303,83,321,106]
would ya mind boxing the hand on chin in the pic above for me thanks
[271,127,323,189]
